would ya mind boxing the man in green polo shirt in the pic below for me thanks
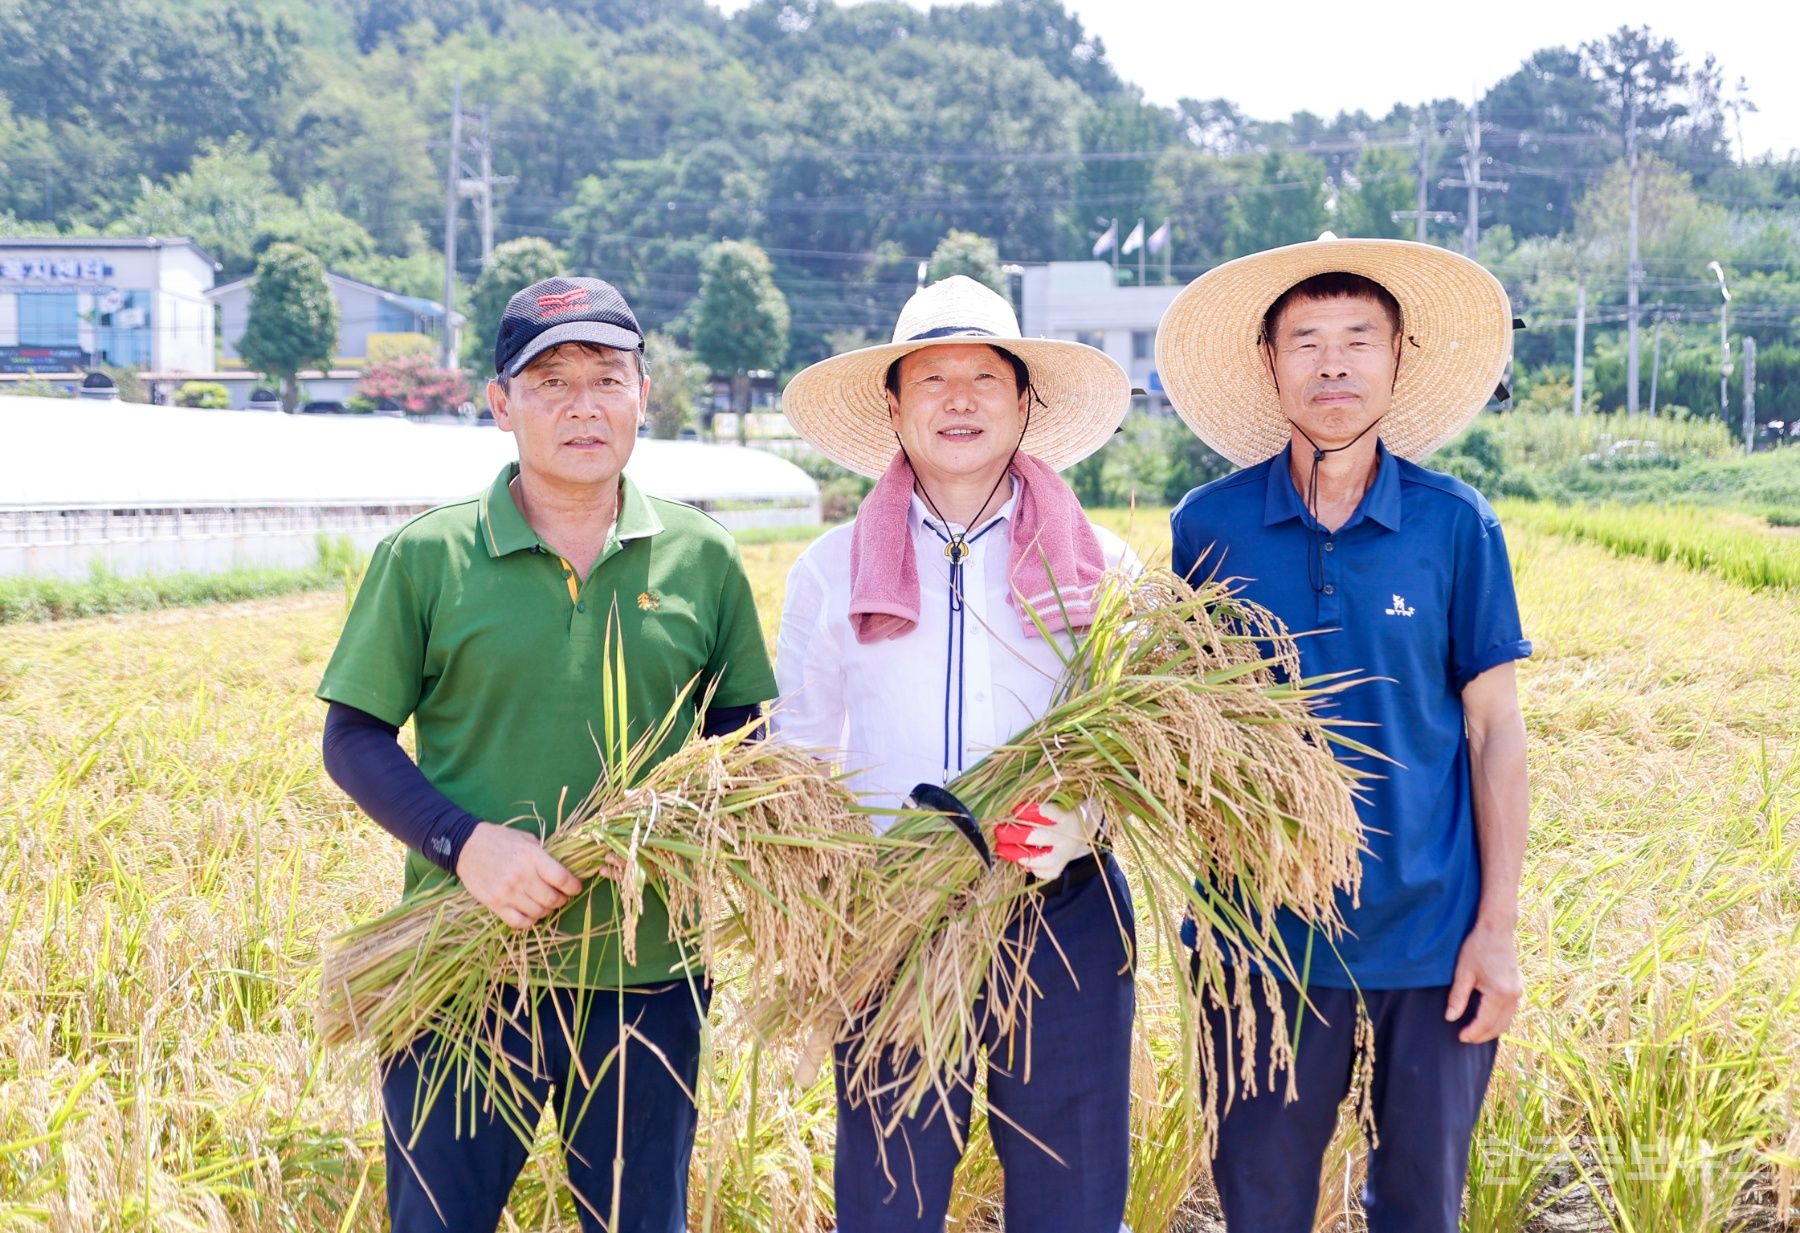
[318,276,776,1233]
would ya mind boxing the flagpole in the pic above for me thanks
[1137,217,1145,287]
[1111,218,1118,276]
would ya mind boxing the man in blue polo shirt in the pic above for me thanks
[1155,235,1531,1232]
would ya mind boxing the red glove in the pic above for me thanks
[994,799,1100,880]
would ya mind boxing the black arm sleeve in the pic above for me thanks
[700,701,764,740]
[321,701,482,874]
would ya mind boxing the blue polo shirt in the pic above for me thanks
[1171,441,1530,989]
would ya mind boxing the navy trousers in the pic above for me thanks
[1203,978,1497,1233]
[381,980,709,1233]
[833,854,1137,1233]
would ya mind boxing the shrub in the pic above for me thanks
[0,377,73,398]
[365,332,436,365]
[355,354,471,417]
[175,381,230,409]
[820,476,869,523]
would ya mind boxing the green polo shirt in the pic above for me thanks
[318,462,777,988]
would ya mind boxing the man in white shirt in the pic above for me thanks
[775,276,1137,1232]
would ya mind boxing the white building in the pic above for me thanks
[209,270,462,367]
[0,237,218,376]
[1019,262,1185,412]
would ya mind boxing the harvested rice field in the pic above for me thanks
[1,508,1795,1232]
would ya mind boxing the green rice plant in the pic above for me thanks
[1499,501,1800,592]
[1547,1024,1779,1233]
[1464,1048,1578,1233]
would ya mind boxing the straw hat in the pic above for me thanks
[1155,235,1513,466]
[782,276,1131,478]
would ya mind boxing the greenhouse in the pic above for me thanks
[0,397,820,578]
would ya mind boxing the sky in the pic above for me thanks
[713,0,1794,160]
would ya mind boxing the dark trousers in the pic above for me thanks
[381,981,709,1233]
[833,855,1137,1233]
[1203,979,1497,1233]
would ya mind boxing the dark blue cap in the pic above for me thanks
[494,276,644,378]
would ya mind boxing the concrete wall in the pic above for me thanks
[153,246,218,372]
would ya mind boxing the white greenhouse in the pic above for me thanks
[1,398,820,579]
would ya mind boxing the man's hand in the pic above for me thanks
[454,821,585,930]
[993,798,1101,881]
[1446,919,1523,1044]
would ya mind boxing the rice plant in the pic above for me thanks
[1500,501,1800,592]
[3,515,1797,1231]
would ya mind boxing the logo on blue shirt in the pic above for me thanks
[1384,594,1416,617]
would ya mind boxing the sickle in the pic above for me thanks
[906,782,993,869]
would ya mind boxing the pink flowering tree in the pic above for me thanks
[354,354,471,417]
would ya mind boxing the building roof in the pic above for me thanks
[1,397,817,510]
[208,269,464,326]
[0,234,219,268]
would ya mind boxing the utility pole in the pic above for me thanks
[1413,113,1429,242]
[1390,107,1456,240]
[1647,305,1664,415]
[1572,283,1587,416]
[1709,260,1731,430]
[1742,336,1756,455]
[442,78,463,369]
[464,110,516,268]
[1625,88,1643,416]
[1439,98,1508,258]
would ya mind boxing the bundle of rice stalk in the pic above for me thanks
[786,567,1375,1127]
[318,632,899,1132]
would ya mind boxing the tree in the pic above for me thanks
[122,138,292,278]
[1479,48,1612,238]
[1334,147,1414,239]
[468,237,565,371]
[274,58,439,252]
[927,231,1005,294]
[1225,152,1330,257]
[1073,98,1178,262]
[691,240,788,445]
[643,332,708,439]
[0,0,293,202]
[259,185,379,270]
[239,244,339,412]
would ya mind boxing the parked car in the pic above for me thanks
[299,399,348,414]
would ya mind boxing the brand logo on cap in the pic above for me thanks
[536,289,590,314]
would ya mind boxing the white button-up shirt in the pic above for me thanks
[773,486,1134,827]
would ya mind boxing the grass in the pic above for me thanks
[0,536,363,625]
[2,510,1797,1230]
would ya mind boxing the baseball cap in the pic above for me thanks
[494,276,644,378]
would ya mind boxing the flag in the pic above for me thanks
[1091,221,1116,258]
[1121,219,1145,255]
[1147,220,1171,255]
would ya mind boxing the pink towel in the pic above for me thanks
[848,452,1106,644]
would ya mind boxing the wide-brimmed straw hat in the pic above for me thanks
[782,276,1131,478]
[1155,234,1513,466]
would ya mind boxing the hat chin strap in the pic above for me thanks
[1289,415,1383,594]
